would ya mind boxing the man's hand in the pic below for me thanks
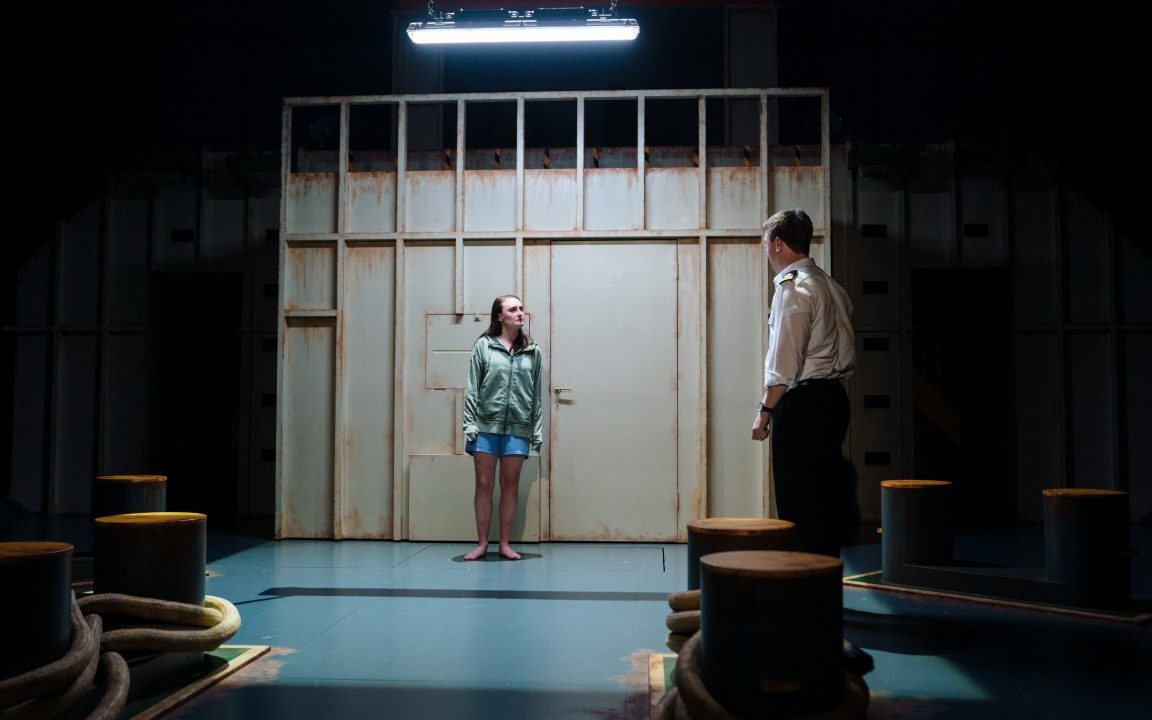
[751,412,770,441]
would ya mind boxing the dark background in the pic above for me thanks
[1,1,1142,521]
[3,0,1141,273]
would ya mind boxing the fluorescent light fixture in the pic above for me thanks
[407,4,640,45]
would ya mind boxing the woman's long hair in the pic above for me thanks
[481,294,531,352]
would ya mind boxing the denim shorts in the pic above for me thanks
[466,432,530,457]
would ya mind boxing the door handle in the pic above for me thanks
[553,386,572,395]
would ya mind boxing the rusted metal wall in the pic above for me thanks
[276,88,834,540]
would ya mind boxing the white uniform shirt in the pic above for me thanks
[764,257,856,389]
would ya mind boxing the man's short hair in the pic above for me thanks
[763,208,813,255]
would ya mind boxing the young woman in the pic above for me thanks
[461,294,544,560]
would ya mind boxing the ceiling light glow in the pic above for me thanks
[407,3,640,45]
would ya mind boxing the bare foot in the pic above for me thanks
[463,544,488,561]
[498,545,521,561]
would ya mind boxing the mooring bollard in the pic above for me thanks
[93,512,207,605]
[93,474,167,517]
[0,541,74,678]
[880,479,953,585]
[1043,488,1131,609]
[699,550,846,718]
[686,517,795,590]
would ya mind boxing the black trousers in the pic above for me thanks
[770,378,852,558]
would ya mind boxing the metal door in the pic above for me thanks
[549,241,680,540]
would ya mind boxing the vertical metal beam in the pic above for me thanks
[275,101,291,538]
[637,96,646,231]
[393,101,409,539]
[455,99,466,315]
[96,195,110,477]
[576,96,585,230]
[759,91,772,519]
[516,98,526,299]
[516,97,525,233]
[698,234,709,525]
[759,92,769,225]
[697,95,707,231]
[396,102,409,235]
[46,224,62,515]
[333,102,350,538]
[820,89,831,244]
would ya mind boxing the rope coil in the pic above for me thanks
[0,592,240,720]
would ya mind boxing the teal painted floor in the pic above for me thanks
[5,518,1151,719]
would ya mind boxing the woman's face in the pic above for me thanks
[499,297,525,331]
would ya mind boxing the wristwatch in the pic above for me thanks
[759,403,772,414]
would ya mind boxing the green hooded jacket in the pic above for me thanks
[462,335,544,450]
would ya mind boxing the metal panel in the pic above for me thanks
[549,242,679,540]
[1013,189,1060,326]
[347,172,397,234]
[101,334,149,474]
[1014,332,1063,522]
[402,243,459,459]
[105,197,150,328]
[462,242,516,312]
[286,173,338,235]
[408,454,540,541]
[1065,191,1111,325]
[15,243,51,327]
[426,313,493,390]
[645,169,698,230]
[463,171,517,231]
[404,171,456,232]
[959,176,1008,268]
[769,166,825,230]
[706,238,766,517]
[851,176,904,328]
[677,239,704,535]
[522,241,552,538]
[851,332,903,521]
[151,181,198,270]
[342,245,396,538]
[201,195,246,270]
[1120,236,1152,324]
[249,191,282,327]
[524,170,577,231]
[248,332,278,517]
[1121,332,1152,521]
[706,168,760,230]
[908,186,955,268]
[284,246,336,310]
[1067,332,1115,488]
[55,334,98,514]
[584,169,640,231]
[279,320,335,537]
[10,335,49,512]
[58,199,101,327]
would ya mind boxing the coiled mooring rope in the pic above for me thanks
[78,593,240,652]
[653,632,870,720]
[0,592,239,720]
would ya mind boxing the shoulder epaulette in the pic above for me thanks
[780,271,796,283]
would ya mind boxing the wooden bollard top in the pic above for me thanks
[688,517,795,536]
[881,480,952,489]
[96,474,166,483]
[1043,488,1127,498]
[94,511,206,526]
[0,541,73,564]
[701,550,842,579]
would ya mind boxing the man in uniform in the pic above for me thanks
[751,208,856,557]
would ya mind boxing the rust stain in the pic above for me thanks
[164,647,295,719]
[579,648,662,720]
[344,504,364,535]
